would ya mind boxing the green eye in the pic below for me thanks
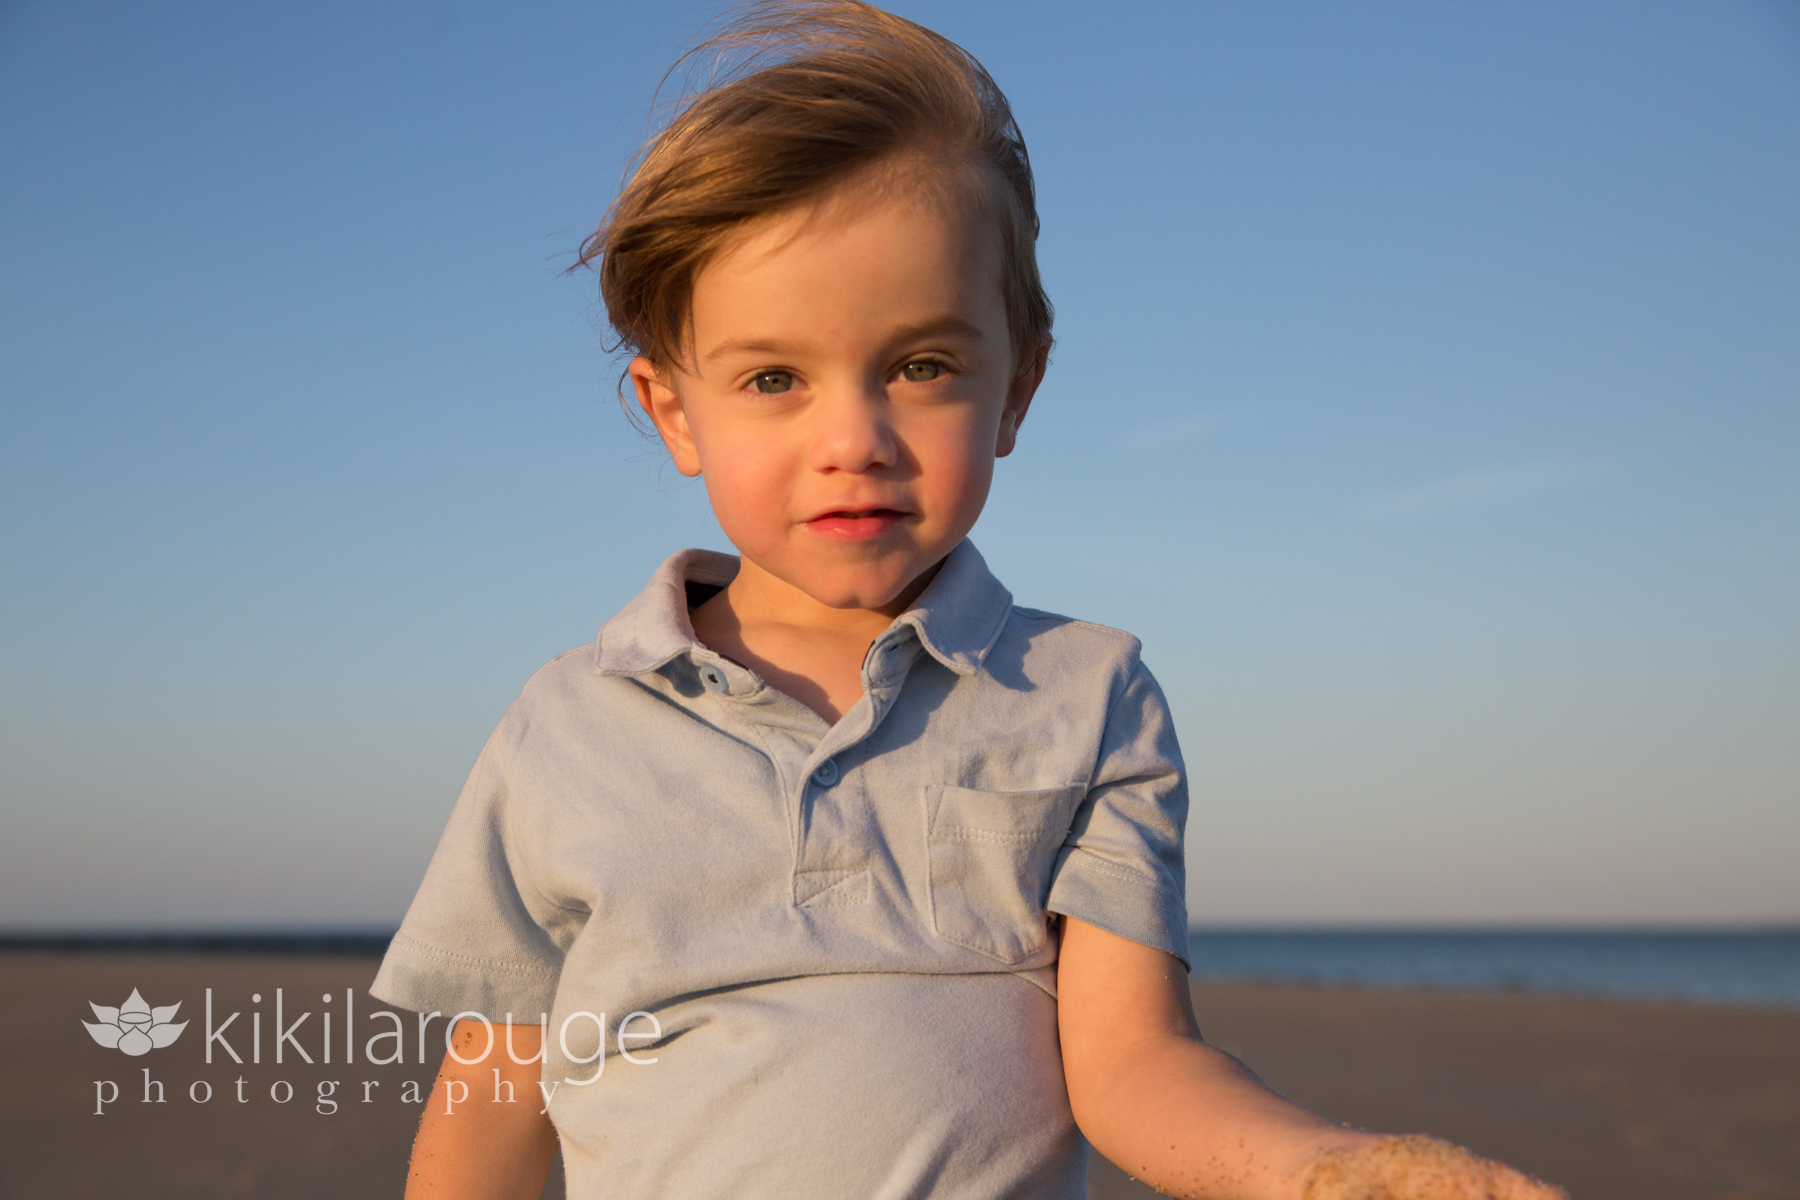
[752,371,794,394]
[900,361,942,382]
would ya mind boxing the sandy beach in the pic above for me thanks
[4,950,1795,1200]
[1096,982,1800,1200]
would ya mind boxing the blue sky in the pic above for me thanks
[2,1,1796,929]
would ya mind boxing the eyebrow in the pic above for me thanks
[702,316,988,364]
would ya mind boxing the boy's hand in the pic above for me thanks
[1301,1135,1566,1200]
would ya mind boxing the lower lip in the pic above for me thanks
[805,511,906,540]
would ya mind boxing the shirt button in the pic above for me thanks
[699,664,728,693]
[811,758,839,787]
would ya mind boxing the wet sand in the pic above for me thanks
[3,951,1795,1199]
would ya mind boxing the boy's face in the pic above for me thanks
[631,176,1046,613]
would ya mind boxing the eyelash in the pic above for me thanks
[749,370,795,395]
[898,359,947,383]
[740,359,952,395]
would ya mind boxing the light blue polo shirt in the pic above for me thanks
[372,539,1189,1198]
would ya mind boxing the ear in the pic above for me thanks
[995,337,1050,458]
[629,356,703,477]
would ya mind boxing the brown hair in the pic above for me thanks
[576,0,1052,375]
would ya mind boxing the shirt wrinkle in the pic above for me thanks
[491,735,586,922]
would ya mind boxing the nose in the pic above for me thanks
[806,383,898,475]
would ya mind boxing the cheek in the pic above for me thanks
[693,439,792,543]
[916,421,998,515]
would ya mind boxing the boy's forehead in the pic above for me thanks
[693,204,1003,356]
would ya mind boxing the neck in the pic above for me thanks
[721,556,941,643]
[688,554,945,725]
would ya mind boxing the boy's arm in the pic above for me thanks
[1057,918,1565,1200]
[404,1021,559,1200]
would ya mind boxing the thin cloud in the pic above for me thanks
[1360,459,1612,518]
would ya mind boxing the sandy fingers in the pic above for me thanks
[1301,1134,1567,1200]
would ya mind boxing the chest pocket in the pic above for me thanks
[924,783,1084,965]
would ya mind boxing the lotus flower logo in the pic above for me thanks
[83,988,187,1056]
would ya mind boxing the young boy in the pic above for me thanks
[372,4,1566,1198]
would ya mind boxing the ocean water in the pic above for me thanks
[9,929,1798,1009]
[1185,929,1800,1008]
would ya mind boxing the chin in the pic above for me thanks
[813,584,905,611]
[802,568,913,611]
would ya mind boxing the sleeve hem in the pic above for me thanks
[1047,848,1190,968]
[369,930,562,1018]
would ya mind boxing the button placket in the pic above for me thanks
[787,640,917,895]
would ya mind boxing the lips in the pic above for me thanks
[803,507,911,540]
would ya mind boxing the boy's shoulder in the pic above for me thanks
[498,642,607,714]
[1008,604,1141,647]
[524,642,595,681]
[994,604,1155,700]
[1005,604,1144,661]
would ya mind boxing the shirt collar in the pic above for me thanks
[593,540,1013,678]
[593,548,739,676]
[888,539,1013,675]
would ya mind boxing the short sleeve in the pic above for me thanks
[369,721,584,1019]
[1045,656,1190,966]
